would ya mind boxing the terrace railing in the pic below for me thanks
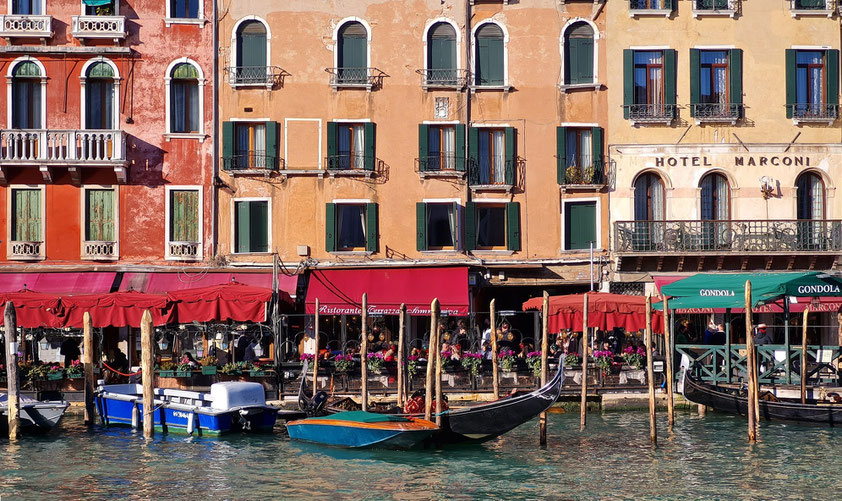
[690,103,742,122]
[225,66,287,88]
[82,241,117,261]
[788,103,839,122]
[623,103,677,123]
[71,15,126,42]
[325,152,375,171]
[326,67,387,90]
[168,241,201,261]
[9,241,42,260]
[416,68,470,89]
[468,156,515,187]
[222,151,282,172]
[416,153,465,173]
[0,129,127,165]
[0,14,52,40]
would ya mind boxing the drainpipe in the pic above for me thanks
[211,0,220,259]
[465,0,472,207]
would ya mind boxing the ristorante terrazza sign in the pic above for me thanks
[653,155,813,168]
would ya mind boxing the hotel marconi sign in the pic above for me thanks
[654,155,813,168]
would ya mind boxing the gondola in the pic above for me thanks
[299,360,564,443]
[681,368,842,426]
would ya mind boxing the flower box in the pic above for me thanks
[158,370,175,378]
[175,370,193,378]
[249,370,266,377]
[66,373,84,379]
[47,372,65,380]
[201,366,218,375]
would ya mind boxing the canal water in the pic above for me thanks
[1,408,839,500]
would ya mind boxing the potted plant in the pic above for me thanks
[366,352,385,372]
[592,350,615,375]
[25,363,50,381]
[406,355,419,380]
[249,362,269,377]
[526,351,542,379]
[199,355,218,375]
[563,353,581,368]
[65,360,84,379]
[157,361,177,378]
[460,352,483,378]
[621,345,646,370]
[47,364,65,380]
[299,353,315,367]
[565,164,581,184]
[220,362,245,376]
[334,353,354,374]
[498,349,516,373]
[175,362,193,378]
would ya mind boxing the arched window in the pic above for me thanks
[170,63,200,133]
[236,20,268,83]
[337,21,368,84]
[474,23,505,86]
[85,62,116,129]
[11,61,42,129]
[427,22,457,85]
[700,172,730,221]
[564,22,595,85]
[796,172,825,220]
[633,173,664,251]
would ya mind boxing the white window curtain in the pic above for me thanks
[448,204,458,247]
[714,175,729,219]
[353,125,365,169]
[810,175,824,219]
[649,66,663,108]
[492,130,505,183]
[579,129,592,167]
[254,124,266,168]
[442,127,455,169]
[651,179,665,244]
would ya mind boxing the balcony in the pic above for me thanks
[325,152,377,177]
[415,154,465,178]
[416,69,470,90]
[690,103,743,124]
[167,241,201,261]
[629,0,673,17]
[0,14,52,41]
[624,104,677,125]
[222,152,282,174]
[71,15,126,43]
[790,0,837,17]
[9,241,42,261]
[224,66,288,89]
[468,157,515,191]
[692,0,739,17]
[325,67,387,90]
[557,156,605,187]
[788,103,839,124]
[82,241,117,261]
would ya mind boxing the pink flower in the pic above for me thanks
[637,346,646,356]
[623,346,634,354]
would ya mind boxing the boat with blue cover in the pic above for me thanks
[96,381,279,435]
[286,411,438,448]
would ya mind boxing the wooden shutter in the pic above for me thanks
[265,121,279,169]
[364,122,376,171]
[464,201,476,251]
[556,126,567,184]
[505,127,516,185]
[664,49,677,113]
[689,49,700,117]
[238,21,267,68]
[13,189,40,242]
[468,126,479,174]
[591,127,604,183]
[340,27,367,69]
[455,123,466,171]
[476,36,490,84]
[222,121,234,168]
[87,189,114,242]
[623,49,634,119]
[489,37,504,85]
[565,202,596,251]
[729,49,743,115]
[506,202,521,252]
[786,49,796,118]
[325,203,336,252]
[416,202,427,251]
[250,201,269,252]
[827,49,839,107]
[569,37,594,85]
[326,121,337,166]
[236,201,251,253]
[418,124,429,171]
[171,190,198,243]
[365,202,378,252]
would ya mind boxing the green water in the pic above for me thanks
[1,408,839,500]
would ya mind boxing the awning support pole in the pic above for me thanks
[784,297,791,384]
[725,308,732,384]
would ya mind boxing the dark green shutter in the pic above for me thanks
[325,203,336,252]
[238,25,267,68]
[623,49,633,119]
[664,49,677,113]
[236,201,250,253]
[222,121,234,167]
[250,201,269,252]
[454,123,466,171]
[468,126,478,173]
[365,202,378,252]
[341,33,367,69]
[418,124,429,171]
[729,49,743,116]
[591,127,603,183]
[13,189,41,242]
[364,122,376,171]
[505,127,516,185]
[786,49,796,119]
[556,126,567,184]
[464,201,476,251]
[827,49,839,107]
[565,202,596,251]
[416,202,427,251]
[430,36,455,71]
[86,189,114,242]
[506,202,521,252]
[568,37,594,85]
[327,121,337,164]
[689,49,700,117]
[266,121,278,169]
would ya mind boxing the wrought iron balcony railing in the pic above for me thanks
[690,103,743,122]
[9,241,42,260]
[624,104,677,123]
[326,152,375,171]
[222,152,282,172]
[71,15,126,42]
[326,67,387,89]
[557,156,605,185]
[415,154,465,173]
[790,0,836,15]
[788,103,839,122]
[629,0,673,14]
[0,14,52,40]
[416,69,470,89]
[693,0,739,10]
[82,241,117,261]
[614,220,842,254]
[468,157,515,187]
[224,66,288,88]
[0,129,127,165]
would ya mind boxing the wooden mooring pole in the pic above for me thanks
[645,293,657,444]
[539,291,549,445]
[140,310,154,439]
[313,299,320,398]
[360,293,369,412]
[397,303,406,407]
[801,308,809,405]
[434,298,443,428]
[490,298,499,400]
[745,280,757,442]
[663,296,675,429]
[4,302,20,439]
[424,299,439,422]
[580,293,589,431]
[83,312,95,425]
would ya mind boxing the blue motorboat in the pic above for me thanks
[96,381,278,435]
[286,411,438,448]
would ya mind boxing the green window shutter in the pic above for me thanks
[418,124,429,171]
[623,49,633,119]
[222,121,234,167]
[364,122,376,171]
[250,201,269,252]
[664,49,677,109]
[454,123,466,171]
[827,49,839,106]
[489,38,504,85]
[468,126,479,172]
[506,202,521,252]
[565,202,597,251]
[689,49,700,117]
[569,37,594,85]
[88,190,115,242]
[325,203,336,252]
[236,201,251,253]
[365,202,378,252]
[786,49,796,119]
[327,121,337,164]
[170,190,198,243]
[464,201,476,251]
[416,202,427,251]
[265,121,279,169]
[13,189,40,241]
[729,49,743,115]
[505,127,516,185]
[591,127,604,183]
[556,126,567,184]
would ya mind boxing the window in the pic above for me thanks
[84,0,116,16]
[796,172,826,250]
[169,189,200,244]
[700,173,729,221]
[169,62,200,133]
[12,0,43,14]
[11,188,41,243]
[690,49,742,121]
[85,62,115,129]
[416,202,459,251]
[632,173,664,251]
[564,201,597,251]
[465,202,520,251]
[468,127,516,186]
[556,126,604,185]
[792,0,829,10]
[325,203,378,252]
[170,0,200,19]
[418,124,465,172]
[474,23,505,87]
[327,122,376,171]
[426,22,458,85]
[85,189,115,242]
[623,49,676,121]
[222,121,279,171]
[695,0,730,9]
[337,21,368,84]
[235,20,268,84]
[563,22,594,85]
[11,61,42,129]
[786,49,839,121]
[630,0,673,9]
[234,200,270,253]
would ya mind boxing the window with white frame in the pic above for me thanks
[473,22,506,87]
[7,185,45,260]
[83,0,118,16]
[416,201,459,251]
[169,0,200,19]
[165,59,205,138]
[166,187,203,260]
[12,0,45,14]
[83,60,118,130]
[10,59,44,129]
[233,199,270,253]
[563,200,597,251]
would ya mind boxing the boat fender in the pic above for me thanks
[186,411,196,435]
[238,410,253,431]
[131,403,139,429]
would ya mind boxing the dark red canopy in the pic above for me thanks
[523,292,663,333]
[167,282,282,323]
[0,290,64,328]
[62,291,173,328]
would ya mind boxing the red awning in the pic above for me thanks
[62,291,173,328]
[523,292,664,333]
[305,267,470,316]
[0,290,64,328]
[167,282,278,323]
[119,272,298,297]
[0,272,117,294]
[653,275,685,295]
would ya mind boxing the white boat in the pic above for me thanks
[0,393,70,434]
